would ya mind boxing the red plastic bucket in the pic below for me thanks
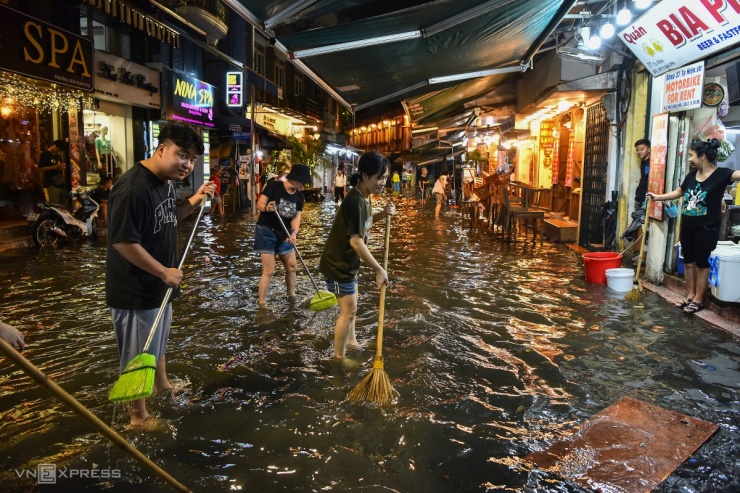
[582,252,623,284]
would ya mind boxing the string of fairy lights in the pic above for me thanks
[0,71,95,117]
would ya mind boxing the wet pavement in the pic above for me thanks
[0,194,739,492]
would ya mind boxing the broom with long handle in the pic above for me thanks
[109,197,207,402]
[625,197,651,301]
[347,213,398,406]
[0,338,191,492]
[273,210,337,311]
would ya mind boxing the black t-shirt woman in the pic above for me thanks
[648,138,740,314]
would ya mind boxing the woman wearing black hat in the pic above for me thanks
[254,163,311,307]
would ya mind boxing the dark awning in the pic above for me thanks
[229,0,575,113]
[259,133,291,150]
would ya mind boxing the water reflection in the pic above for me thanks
[0,194,738,492]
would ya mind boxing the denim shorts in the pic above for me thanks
[111,305,172,373]
[325,278,358,296]
[254,223,294,255]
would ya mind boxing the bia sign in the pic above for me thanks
[0,4,93,91]
[620,0,740,77]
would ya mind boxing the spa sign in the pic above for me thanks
[0,4,93,91]
[619,0,740,77]
[165,70,216,128]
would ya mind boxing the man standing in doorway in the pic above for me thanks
[634,139,651,210]
[38,140,68,204]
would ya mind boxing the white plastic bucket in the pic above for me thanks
[605,268,635,292]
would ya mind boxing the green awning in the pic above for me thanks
[233,0,573,112]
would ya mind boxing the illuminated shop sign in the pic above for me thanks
[0,4,93,91]
[94,50,160,109]
[226,71,243,107]
[619,0,740,76]
[166,71,216,127]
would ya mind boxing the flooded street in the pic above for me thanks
[1,195,739,492]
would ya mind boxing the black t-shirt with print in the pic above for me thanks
[679,167,734,227]
[256,179,304,240]
[106,162,179,309]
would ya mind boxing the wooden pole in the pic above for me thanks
[0,338,191,493]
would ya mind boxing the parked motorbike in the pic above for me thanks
[28,187,100,247]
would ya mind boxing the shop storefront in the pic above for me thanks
[0,4,93,216]
[85,50,160,185]
[619,0,740,282]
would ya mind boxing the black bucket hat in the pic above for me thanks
[286,163,311,184]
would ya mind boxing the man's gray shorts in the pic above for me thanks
[111,305,172,373]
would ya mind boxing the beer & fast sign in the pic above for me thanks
[0,5,93,91]
[620,0,740,77]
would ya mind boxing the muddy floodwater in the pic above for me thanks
[1,195,739,492]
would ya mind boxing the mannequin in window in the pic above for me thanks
[95,126,113,177]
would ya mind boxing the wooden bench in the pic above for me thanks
[543,218,578,242]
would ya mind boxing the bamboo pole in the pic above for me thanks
[0,338,191,493]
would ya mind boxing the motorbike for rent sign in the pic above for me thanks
[619,0,740,77]
[662,61,705,112]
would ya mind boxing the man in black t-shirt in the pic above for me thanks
[38,140,67,204]
[634,138,651,210]
[106,122,216,427]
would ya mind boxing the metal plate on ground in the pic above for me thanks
[524,397,718,492]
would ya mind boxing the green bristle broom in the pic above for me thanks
[274,210,337,311]
[109,197,207,402]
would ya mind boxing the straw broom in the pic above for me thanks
[347,214,399,406]
[625,197,651,301]
[109,197,207,402]
[273,210,337,311]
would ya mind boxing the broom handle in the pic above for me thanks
[633,197,651,282]
[375,214,392,359]
[273,210,322,294]
[142,197,207,354]
[0,338,191,492]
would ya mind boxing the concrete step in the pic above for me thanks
[0,220,33,251]
[658,273,740,325]
[0,221,30,240]
[0,235,33,252]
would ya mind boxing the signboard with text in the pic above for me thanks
[165,71,216,128]
[94,51,160,109]
[661,61,704,112]
[226,71,243,107]
[648,112,669,221]
[619,0,740,77]
[0,4,93,91]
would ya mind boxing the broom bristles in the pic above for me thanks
[624,283,642,301]
[108,353,157,402]
[347,357,398,406]
[310,290,338,311]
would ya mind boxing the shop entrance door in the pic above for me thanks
[579,102,609,249]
